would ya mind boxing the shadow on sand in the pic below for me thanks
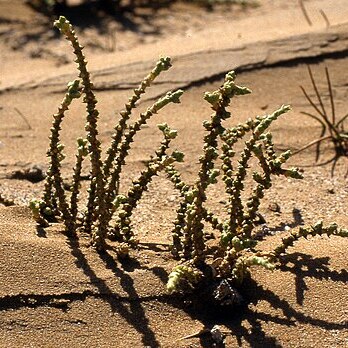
[0,230,347,347]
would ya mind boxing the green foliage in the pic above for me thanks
[110,123,185,244]
[167,263,203,294]
[166,73,301,271]
[165,73,347,295]
[30,16,184,251]
[29,16,347,311]
[271,220,348,259]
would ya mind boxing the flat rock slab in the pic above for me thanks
[2,0,348,97]
[2,23,348,105]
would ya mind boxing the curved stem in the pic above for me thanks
[292,135,331,156]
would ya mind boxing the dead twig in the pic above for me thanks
[14,107,32,130]
[299,0,312,26]
[296,66,348,176]
[319,9,330,28]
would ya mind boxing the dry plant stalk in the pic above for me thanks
[294,66,348,176]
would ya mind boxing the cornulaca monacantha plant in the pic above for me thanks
[29,16,348,307]
[164,72,348,301]
[29,16,184,253]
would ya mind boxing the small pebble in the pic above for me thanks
[268,202,281,213]
[211,325,225,344]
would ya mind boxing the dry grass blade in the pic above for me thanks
[299,0,312,26]
[300,86,325,119]
[14,107,32,130]
[296,65,348,175]
[319,9,330,28]
[292,135,331,156]
[325,67,335,124]
[307,66,327,118]
[300,111,327,161]
[336,112,348,129]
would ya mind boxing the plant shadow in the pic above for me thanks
[269,207,305,233]
[277,251,348,305]
[54,1,168,36]
[65,235,170,347]
[18,0,176,50]
[1,230,346,347]
[173,251,348,347]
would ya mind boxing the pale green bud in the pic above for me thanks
[204,91,220,107]
[54,16,71,35]
[231,236,243,251]
[67,79,81,99]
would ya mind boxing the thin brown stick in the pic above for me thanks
[14,107,32,130]
[315,121,326,162]
[336,112,348,128]
[300,111,326,127]
[316,155,338,167]
[319,9,330,28]
[300,86,325,119]
[292,135,331,155]
[299,0,312,26]
[330,156,339,177]
[325,67,335,125]
[304,67,340,139]
[307,66,327,117]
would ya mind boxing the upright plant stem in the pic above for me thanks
[43,79,81,234]
[54,16,107,249]
[103,57,172,179]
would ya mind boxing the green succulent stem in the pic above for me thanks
[43,79,81,233]
[220,119,259,235]
[165,164,192,258]
[69,138,88,234]
[271,221,348,261]
[54,16,107,249]
[189,72,251,264]
[110,124,184,243]
[101,90,184,235]
[232,255,275,284]
[167,263,202,294]
[103,57,172,179]
[165,163,224,258]
[29,199,49,227]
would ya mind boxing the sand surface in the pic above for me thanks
[0,0,347,347]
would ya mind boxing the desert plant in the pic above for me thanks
[30,16,184,251]
[29,16,348,313]
[166,214,348,298]
[165,73,347,299]
[294,66,348,176]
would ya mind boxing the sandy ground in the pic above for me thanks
[0,0,347,347]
